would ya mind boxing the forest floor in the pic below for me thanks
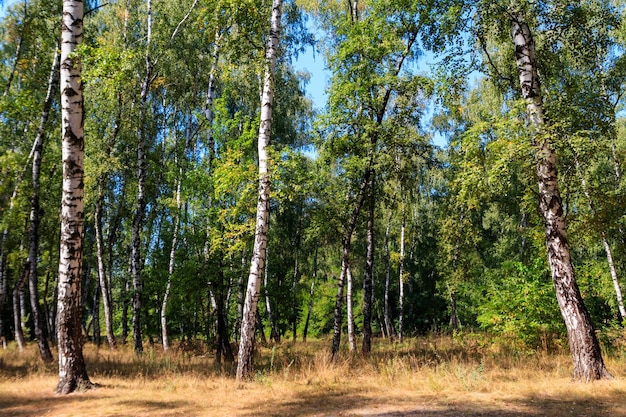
[2,334,626,416]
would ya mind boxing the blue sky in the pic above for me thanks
[292,42,329,113]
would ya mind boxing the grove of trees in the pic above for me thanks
[1,0,626,392]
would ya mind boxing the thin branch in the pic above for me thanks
[477,31,515,90]
[86,2,109,17]
[152,0,200,67]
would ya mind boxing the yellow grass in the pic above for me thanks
[2,335,626,416]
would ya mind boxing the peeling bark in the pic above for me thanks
[510,13,611,382]
[56,0,93,394]
[236,0,283,381]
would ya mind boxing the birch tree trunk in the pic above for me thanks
[95,99,122,350]
[236,0,283,381]
[303,246,317,342]
[362,174,375,354]
[28,48,60,364]
[56,0,93,393]
[510,13,611,382]
[12,268,27,351]
[383,212,394,340]
[346,261,356,352]
[95,180,116,349]
[161,172,181,352]
[398,202,406,342]
[161,117,192,351]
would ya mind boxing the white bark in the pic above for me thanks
[346,263,356,352]
[398,203,406,342]
[57,0,92,394]
[511,12,610,381]
[236,0,283,381]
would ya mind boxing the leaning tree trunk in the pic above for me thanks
[27,48,60,364]
[510,13,611,382]
[95,180,116,349]
[331,170,370,359]
[236,0,283,381]
[56,0,93,394]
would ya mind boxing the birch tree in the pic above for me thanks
[508,8,611,381]
[56,0,93,394]
[236,0,283,381]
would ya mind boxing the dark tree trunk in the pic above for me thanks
[13,268,28,351]
[332,170,370,359]
[27,48,59,364]
[215,266,234,364]
[303,246,318,343]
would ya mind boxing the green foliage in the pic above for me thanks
[477,261,565,350]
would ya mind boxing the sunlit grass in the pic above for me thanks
[2,334,626,416]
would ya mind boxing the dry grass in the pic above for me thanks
[2,334,626,416]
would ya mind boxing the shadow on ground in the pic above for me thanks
[238,388,615,417]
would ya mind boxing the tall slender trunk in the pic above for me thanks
[3,1,26,97]
[346,262,356,352]
[291,225,301,342]
[0,123,41,348]
[448,210,464,332]
[95,180,116,348]
[233,249,246,342]
[92,279,101,346]
[206,30,221,166]
[121,258,131,344]
[131,0,154,355]
[236,0,283,381]
[0,252,6,347]
[264,246,280,343]
[383,212,394,339]
[162,116,192,351]
[161,174,181,352]
[214,263,234,364]
[511,13,611,381]
[13,267,28,351]
[303,246,317,343]
[56,0,92,393]
[398,202,406,341]
[95,97,122,350]
[27,48,59,364]
[573,157,626,320]
[332,170,370,359]
[362,174,375,354]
